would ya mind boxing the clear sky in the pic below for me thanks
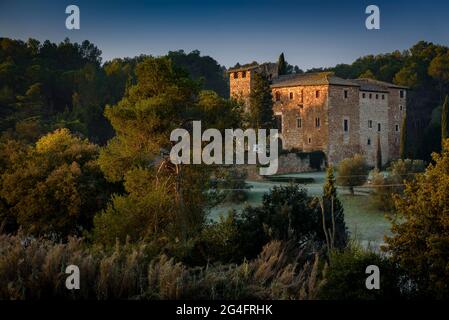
[1,0,449,69]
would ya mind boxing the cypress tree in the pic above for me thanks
[277,53,287,76]
[376,134,382,170]
[400,113,407,159]
[248,72,274,129]
[442,95,449,143]
[322,166,347,249]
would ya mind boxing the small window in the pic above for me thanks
[368,120,373,129]
[344,90,348,99]
[289,92,294,100]
[382,94,385,100]
[362,92,366,99]
[378,123,381,132]
[344,119,349,132]
[376,94,379,99]
[233,72,238,79]
[367,138,371,146]
[299,90,304,103]
[308,137,312,144]
[399,105,403,111]
[242,71,246,78]
[297,118,302,128]
[275,92,281,101]
[315,117,321,128]
[369,93,372,99]
[316,90,320,98]
[400,90,404,98]
[395,124,399,132]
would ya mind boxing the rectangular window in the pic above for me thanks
[233,72,238,79]
[344,119,349,132]
[297,118,302,128]
[395,124,399,132]
[299,90,304,103]
[378,123,381,132]
[369,93,372,99]
[289,92,294,100]
[400,90,404,98]
[367,138,371,146]
[344,90,348,99]
[368,120,373,128]
[376,94,379,99]
[315,117,320,128]
[362,92,366,99]
[382,94,385,100]
[275,92,281,101]
[316,90,320,98]
[399,105,403,111]
[241,71,246,78]
[308,137,312,144]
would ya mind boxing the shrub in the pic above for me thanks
[319,245,403,300]
[336,154,368,195]
[370,159,425,211]
[386,140,449,298]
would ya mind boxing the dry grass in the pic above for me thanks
[0,234,326,300]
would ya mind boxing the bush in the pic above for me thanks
[336,154,368,195]
[370,159,426,211]
[319,245,403,300]
[386,140,449,298]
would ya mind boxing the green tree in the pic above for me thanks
[386,140,449,298]
[442,95,449,142]
[277,53,287,76]
[400,113,408,159]
[0,129,112,237]
[336,154,368,195]
[247,72,274,129]
[322,166,347,249]
[376,134,382,170]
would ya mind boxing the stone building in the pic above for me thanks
[229,64,407,167]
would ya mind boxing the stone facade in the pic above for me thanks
[229,64,407,167]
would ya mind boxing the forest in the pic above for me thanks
[1,37,449,299]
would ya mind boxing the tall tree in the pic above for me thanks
[277,53,287,76]
[400,113,408,159]
[376,134,382,170]
[442,95,449,143]
[322,166,347,248]
[386,140,449,298]
[248,72,274,129]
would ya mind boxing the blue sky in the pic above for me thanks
[1,0,449,69]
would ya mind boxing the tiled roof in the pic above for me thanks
[271,72,359,88]
[351,78,407,91]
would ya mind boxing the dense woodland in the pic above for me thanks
[1,37,449,299]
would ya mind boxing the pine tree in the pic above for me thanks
[376,134,382,170]
[400,113,407,159]
[322,166,347,249]
[442,95,449,143]
[248,72,274,129]
[277,53,287,76]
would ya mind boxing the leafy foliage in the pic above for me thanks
[386,140,449,298]
[0,129,113,237]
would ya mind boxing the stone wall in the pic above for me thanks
[327,85,361,164]
[229,69,252,110]
[358,90,390,166]
[387,88,406,161]
[272,85,329,152]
